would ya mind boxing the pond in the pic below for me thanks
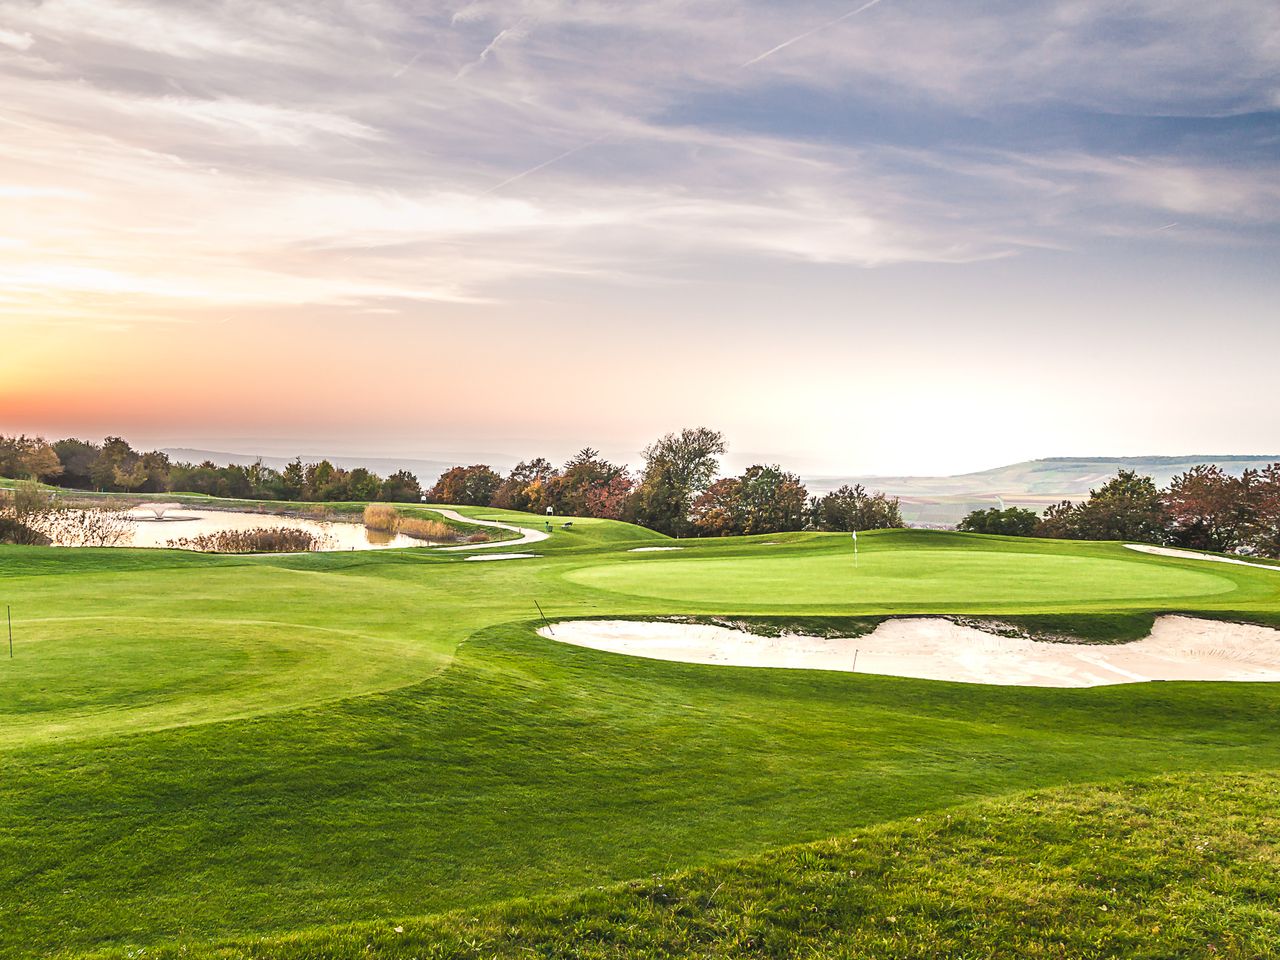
[102,507,426,551]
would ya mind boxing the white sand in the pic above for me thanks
[1125,543,1280,573]
[464,552,539,561]
[540,616,1280,687]
[628,546,684,552]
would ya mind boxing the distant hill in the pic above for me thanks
[806,455,1280,527]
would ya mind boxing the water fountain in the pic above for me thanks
[132,502,186,521]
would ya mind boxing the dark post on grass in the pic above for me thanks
[534,599,553,636]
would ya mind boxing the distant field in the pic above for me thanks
[2,503,1279,958]
[808,455,1280,525]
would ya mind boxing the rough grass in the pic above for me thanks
[79,771,1280,959]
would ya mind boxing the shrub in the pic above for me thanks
[0,516,50,546]
[167,528,331,553]
[42,506,136,547]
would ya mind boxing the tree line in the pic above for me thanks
[958,466,1280,558]
[0,435,424,503]
[425,427,903,536]
[2,428,905,537]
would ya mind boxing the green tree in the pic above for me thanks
[1072,470,1168,543]
[631,427,726,536]
[812,484,904,532]
[380,470,423,503]
[282,459,306,499]
[50,438,100,488]
[958,506,1040,536]
[347,468,382,502]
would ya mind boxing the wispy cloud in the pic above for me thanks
[456,17,533,80]
[741,0,887,68]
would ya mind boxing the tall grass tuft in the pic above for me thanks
[397,517,456,542]
[364,503,461,543]
[363,503,401,533]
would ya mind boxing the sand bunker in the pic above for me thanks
[464,553,539,562]
[628,546,684,552]
[540,616,1280,687]
[1126,543,1280,573]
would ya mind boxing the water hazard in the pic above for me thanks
[103,507,425,551]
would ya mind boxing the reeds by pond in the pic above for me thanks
[168,527,331,553]
[363,503,460,543]
[396,517,456,542]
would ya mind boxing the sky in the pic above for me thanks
[1,0,1278,475]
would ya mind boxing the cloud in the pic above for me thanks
[0,0,1276,330]
[0,27,34,50]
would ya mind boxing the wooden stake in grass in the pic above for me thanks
[534,600,554,636]
[7,605,11,659]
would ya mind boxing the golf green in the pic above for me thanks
[564,548,1237,607]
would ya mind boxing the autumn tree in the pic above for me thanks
[689,478,742,536]
[1244,464,1280,559]
[583,473,635,520]
[493,459,559,512]
[631,427,726,536]
[556,448,633,518]
[0,435,63,481]
[1163,465,1255,553]
[428,465,502,506]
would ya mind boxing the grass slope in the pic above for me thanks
[1,508,1279,957]
[83,771,1280,960]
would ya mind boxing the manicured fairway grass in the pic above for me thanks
[2,509,1279,958]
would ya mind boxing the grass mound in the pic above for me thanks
[85,771,1280,959]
